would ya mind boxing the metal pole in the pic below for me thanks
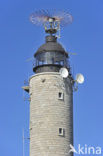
[23,129,25,156]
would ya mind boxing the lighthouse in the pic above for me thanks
[23,10,76,156]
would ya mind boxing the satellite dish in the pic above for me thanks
[59,68,69,78]
[76,73,84,84]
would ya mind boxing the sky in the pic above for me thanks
[0,0,103,155]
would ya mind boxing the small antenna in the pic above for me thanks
[72,64,75,79]
[23,129,25,156]
[68,52,77,55]
[30,10,73,38]
[26,57,34,62]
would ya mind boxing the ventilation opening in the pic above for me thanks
[58,92,64,100]
[59,128,65,136]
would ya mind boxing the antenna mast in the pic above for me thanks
[23,129,25,156]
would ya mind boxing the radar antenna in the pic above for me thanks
[30,10,73,38]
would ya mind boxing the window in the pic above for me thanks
[59,128,65,136]
[58,92,64,100]
[51,58,54,64]
[60,60,64,66]
[55,61,60,65]
[39,61,43,65]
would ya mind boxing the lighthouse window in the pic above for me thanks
[60,60,64,66]
[58,92,64,100]
[55,61,60,65]
[35,51,68,67]
[39,61,43,65]
[59,128,65,136]
[52,58,54,64]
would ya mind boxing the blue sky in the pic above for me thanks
[0,0,103,155]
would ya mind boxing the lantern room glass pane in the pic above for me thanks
[35,51,68,67]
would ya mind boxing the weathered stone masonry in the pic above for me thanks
[29,72,73,156]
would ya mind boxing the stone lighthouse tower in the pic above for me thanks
[23,10,74,156]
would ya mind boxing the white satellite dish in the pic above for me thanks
[59,68,69,78]
[76,73,84,84]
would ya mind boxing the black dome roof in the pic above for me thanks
[34,36,68,57]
